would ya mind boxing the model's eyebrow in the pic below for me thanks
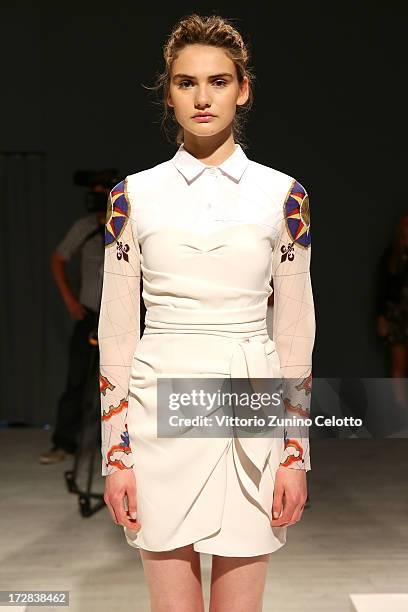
[172,72,234,80]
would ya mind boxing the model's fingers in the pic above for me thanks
[285,502,305,526]
[271,481,284,521]
[104,498,119,525]
[278,491,307,526]
[103,483,118,524]
[125,486,140,526]
[111,494,141,530]
[271,492,297,527]
[105,493,140,530]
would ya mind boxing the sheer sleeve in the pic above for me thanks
[98,179,141,476]
[271,179,315,471]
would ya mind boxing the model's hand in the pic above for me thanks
[65,296,86,321]
[104,469,141,531]
[271,466,307,527]
[376,315,388,338]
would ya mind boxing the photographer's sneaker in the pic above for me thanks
[39,446,74,464]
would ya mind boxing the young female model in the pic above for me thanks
[98,13,315,612]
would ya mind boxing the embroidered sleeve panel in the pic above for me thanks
[271,180,315,471]
[98,179,141,476]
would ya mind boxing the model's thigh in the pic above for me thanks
[209,553,270,612]
[139,544,204,612]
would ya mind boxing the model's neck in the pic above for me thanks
[182,129,236,167]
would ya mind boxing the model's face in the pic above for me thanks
[167,44,249,140]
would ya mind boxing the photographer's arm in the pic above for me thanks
[51,250,86,320]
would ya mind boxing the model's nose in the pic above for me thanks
[194,86,212,109]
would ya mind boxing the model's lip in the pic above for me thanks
[192,112,215,118]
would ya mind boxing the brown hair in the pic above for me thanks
[145,13,255,148]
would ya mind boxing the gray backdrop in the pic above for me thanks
[1,3,404,425]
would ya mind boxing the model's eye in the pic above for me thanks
[213,79,227,87]
[178,80,193,89]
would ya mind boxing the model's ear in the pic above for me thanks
[167,91,174,108]
[237,76,250,107]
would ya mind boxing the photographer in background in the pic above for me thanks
[376,212,408,409]
[39,169,117,464]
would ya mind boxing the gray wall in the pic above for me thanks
[1,3,405,425]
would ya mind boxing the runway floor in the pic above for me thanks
[0,429,407,611]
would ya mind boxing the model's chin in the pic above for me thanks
[184,121,226,139]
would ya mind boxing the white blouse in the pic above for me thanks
[98,143,315,476]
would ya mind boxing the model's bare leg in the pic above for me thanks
[209,553,270,612]
[139,544,204,612]
[390,343,408,407]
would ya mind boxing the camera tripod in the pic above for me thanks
[64,329,105,517]
[63,281,146,518]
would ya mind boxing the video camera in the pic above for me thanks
[73,169,121,212]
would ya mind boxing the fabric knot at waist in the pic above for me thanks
[144,310,283,483]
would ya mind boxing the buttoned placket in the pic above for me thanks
[199,167,221,231]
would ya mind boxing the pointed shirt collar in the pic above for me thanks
[172,143,250,183]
